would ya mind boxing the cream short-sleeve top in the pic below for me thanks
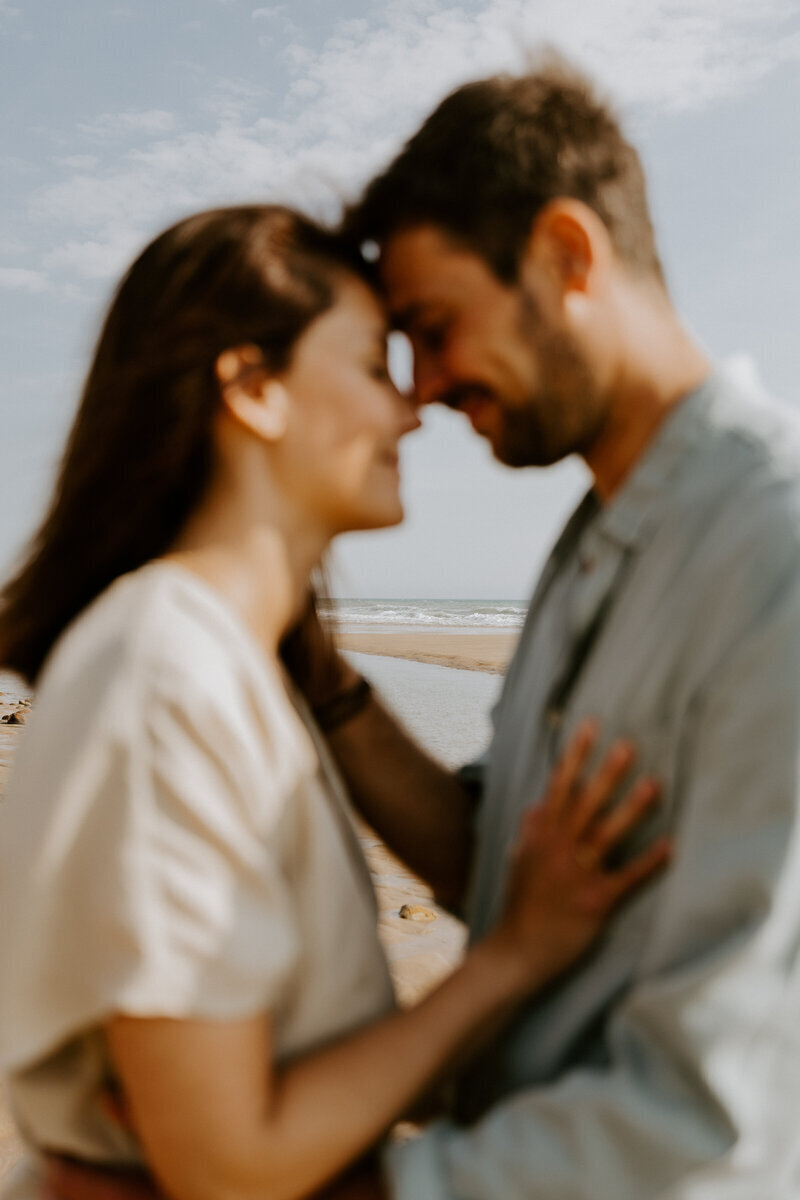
[0,564,394,1195]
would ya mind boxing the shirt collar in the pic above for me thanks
[592,371,720,551]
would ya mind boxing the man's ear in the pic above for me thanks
[215,345,290,442]
[523,199,611,296]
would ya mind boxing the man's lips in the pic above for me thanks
[460,395,496,435]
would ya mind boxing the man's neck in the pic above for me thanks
[584,309,710,503]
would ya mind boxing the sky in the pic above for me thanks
[1,0,799,599]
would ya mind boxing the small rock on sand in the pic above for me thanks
[399,903,437,923]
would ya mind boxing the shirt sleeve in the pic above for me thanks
[0,657,305,1070]
[385,564,800,1200]
[112,665,304,1019]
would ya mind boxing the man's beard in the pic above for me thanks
[492,291,607,469]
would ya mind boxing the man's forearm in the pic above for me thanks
[327,686,475,908]
[283,605,476,906]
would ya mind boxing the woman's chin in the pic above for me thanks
[340,500,405,534]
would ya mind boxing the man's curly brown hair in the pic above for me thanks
[347,51,664,286]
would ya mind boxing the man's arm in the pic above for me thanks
[326,673,476,909]
[384,566,800,1199]
[284,602,478,908]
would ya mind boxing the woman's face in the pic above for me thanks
[275,274,420,535]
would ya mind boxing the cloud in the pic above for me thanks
[0,267,51,293]
[0,12,20,36]
[77,109,178,140]
[0,237,27,255]
[54,154,100,170]
[31,0,800,283]
[42,234,147,282]
[251,3,300,41]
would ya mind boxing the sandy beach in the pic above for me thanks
[339,628,518,673]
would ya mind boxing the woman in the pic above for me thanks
[0,206,668,1200]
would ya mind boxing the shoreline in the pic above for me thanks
[337,628,518,674]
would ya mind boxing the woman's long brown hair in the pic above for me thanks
[0,206,368,685]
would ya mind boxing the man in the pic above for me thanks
[314,54,800,1197]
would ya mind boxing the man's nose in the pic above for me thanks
[413,354,449,407]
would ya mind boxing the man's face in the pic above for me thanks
[380,224,607,468]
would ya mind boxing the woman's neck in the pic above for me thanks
[164,488,327,657]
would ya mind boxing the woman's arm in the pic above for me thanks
[104,724,669,1200]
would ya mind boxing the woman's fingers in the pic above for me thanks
[543,718,599,815]
[605,836,673,904]
[584,776,661,863]
[568,740,636,837]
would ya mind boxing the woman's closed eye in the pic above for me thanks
[368,361,392,382]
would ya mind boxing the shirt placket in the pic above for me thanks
[544,528,630,768]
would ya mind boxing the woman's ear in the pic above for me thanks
[215,345,290,442]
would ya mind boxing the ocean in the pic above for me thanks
[323,597,526,634]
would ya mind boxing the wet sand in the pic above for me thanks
[339,628,518,674]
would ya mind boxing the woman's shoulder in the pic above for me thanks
[5,565,320,849]
[41,564,268,706]
[34,564,315,775]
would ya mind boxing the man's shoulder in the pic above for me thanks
[703,362,800,482]
[672,366,800,553]
[663,368,800,634]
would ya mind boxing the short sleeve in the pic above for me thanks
[0,652,306,1071]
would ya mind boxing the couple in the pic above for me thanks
[3,54,800,1200]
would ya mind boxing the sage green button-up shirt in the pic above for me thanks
[387,365,800,1199]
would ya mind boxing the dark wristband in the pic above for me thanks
[313,676,373,733]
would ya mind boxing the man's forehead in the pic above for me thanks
[379,226,489,327]
[381,224,468,282]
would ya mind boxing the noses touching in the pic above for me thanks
[400,391,423,436]
[412,353,452,408]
